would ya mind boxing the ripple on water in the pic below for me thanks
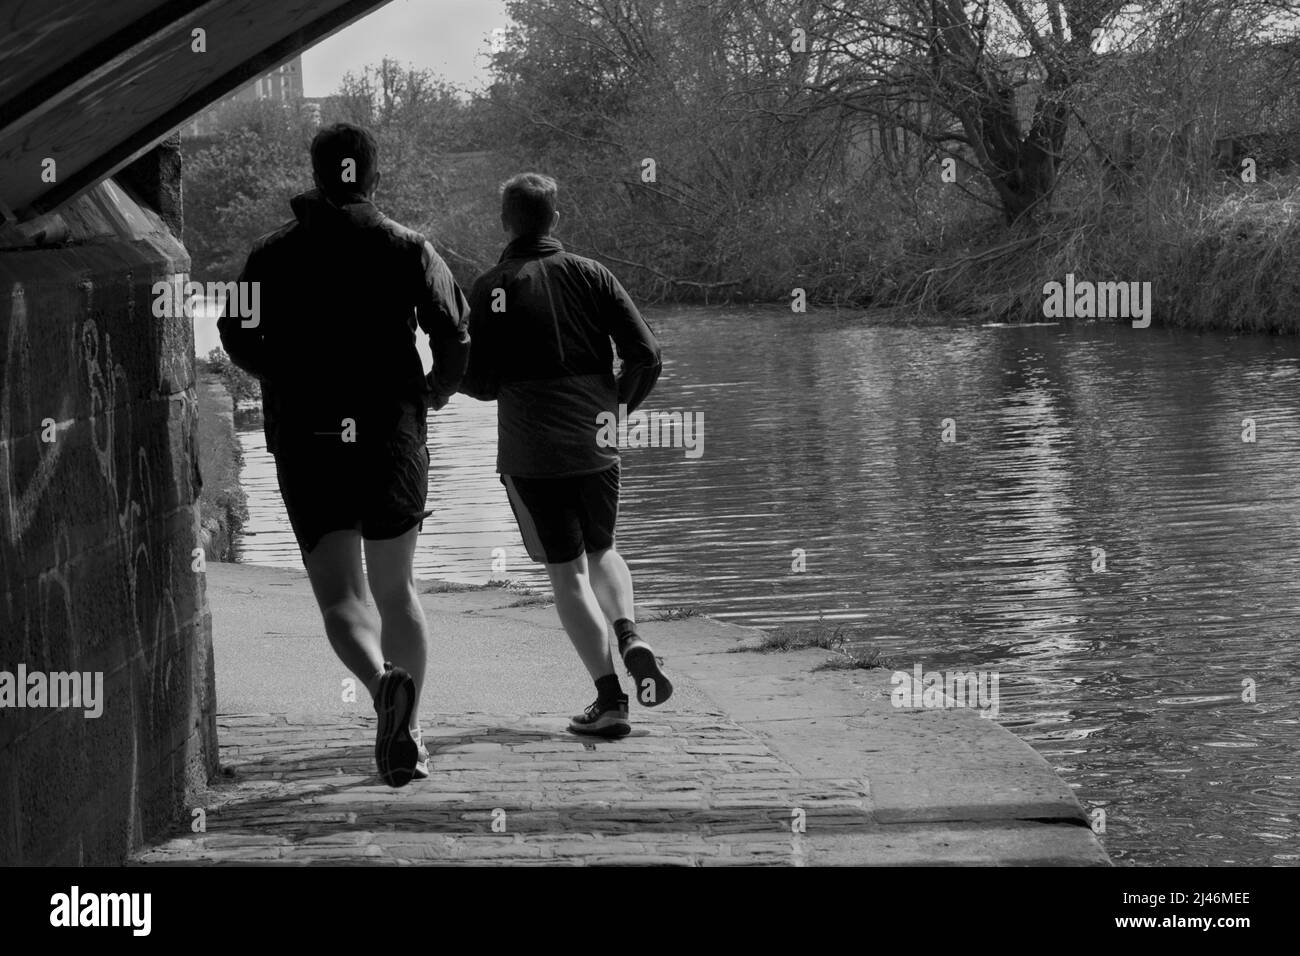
[233,307,1300,866]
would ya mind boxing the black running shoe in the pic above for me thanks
[374,664,419,787]
[568,696,631,738]
[620,635,673,708]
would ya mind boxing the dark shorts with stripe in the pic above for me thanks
[501,464,620,564]
[273,405,431,555]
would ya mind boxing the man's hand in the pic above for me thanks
[426,371,451,411]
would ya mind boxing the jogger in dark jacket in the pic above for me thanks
[219,123,470,786]
[460,172,671,737]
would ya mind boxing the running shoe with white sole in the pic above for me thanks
[567,696,631,738]
[620,635,673,708]
[412,728,430,780]
[374,663,419,787]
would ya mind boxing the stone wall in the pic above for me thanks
[0,155,218,864]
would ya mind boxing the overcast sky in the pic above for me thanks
[301,0,510,96]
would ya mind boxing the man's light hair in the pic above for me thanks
[501,172,558,236]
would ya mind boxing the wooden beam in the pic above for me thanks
[0,0,220,139]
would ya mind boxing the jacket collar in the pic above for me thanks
[290,189,387,232]
[500,234,563,262]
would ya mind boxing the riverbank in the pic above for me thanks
[453,173,1300,332]
[865,176,1300,330]
[766,175,1300,332]
[136,561,1109,865]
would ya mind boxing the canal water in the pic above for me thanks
[231,306,1300,867]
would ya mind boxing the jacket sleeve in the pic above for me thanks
[601,267,662,413]
[457,275,499,401]
[217,248,274,382]
[415,240,471,408]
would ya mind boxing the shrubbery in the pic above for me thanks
[182,2,1300,330]
[198,347,261,405]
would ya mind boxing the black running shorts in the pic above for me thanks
[501,464,620,564]
[273,403,432,555]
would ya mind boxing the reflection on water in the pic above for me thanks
[233,306,1300,867]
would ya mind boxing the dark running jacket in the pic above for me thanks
[459,235,662,478]
[219,189,471,456]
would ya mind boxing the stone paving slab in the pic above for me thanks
[137,711,879,865]
[134,563,1110,866]
[135,709,1106,865]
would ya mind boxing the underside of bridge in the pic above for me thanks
[0,0,395,865]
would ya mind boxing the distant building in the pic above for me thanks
[182,56,305,138]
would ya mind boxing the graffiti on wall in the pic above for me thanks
[1,265,202,856]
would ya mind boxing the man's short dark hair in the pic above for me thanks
[311,123,379,198]
[501,173,558,236]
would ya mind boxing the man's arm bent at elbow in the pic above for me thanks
[217,251,273,381]
[457,275,500,401]
[603,269,662,413]
[416,240,471,409]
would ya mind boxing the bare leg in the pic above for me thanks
[301,529,385,696]
[587,546,672,707]
[588,546,635,626]
[544,552,617,681]
[364,525,427,732]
